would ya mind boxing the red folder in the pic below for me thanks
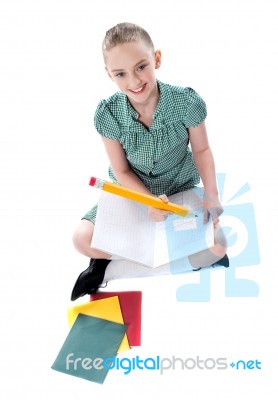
[90,291,142,346]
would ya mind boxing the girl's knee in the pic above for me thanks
[72,220,94,250]
[215,237,227,260]
[212,224,228,260]
[214,242,227,260]
[214,224,227,249]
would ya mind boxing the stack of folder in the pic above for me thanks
[51,291,142,384]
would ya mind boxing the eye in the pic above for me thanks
[115,72,125,78]
[137,64,147,71]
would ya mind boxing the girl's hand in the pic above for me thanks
[148,194,170,222]
[203,195,223,224]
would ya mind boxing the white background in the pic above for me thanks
[0,0,277,398]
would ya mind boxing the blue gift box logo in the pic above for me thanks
[167,174,260,302]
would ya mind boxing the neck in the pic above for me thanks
[129,83,159,116]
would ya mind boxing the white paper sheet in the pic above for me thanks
[92,187,214,268]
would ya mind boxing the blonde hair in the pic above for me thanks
[102,22,155,61]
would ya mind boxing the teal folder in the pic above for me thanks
[51,314,127,384]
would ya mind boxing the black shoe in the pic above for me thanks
[211,253,229,268]
[192,254,229,272]
[71,258,111,301]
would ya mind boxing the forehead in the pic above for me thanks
[105,41,154,69]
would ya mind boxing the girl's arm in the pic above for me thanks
[101,136,153,194]
[188,121,223,222]
[101,136,169,221]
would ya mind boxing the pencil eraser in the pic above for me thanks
[89,177,96,186]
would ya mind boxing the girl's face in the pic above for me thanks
[105,40,161,106]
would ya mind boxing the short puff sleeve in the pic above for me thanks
[184,88,207,128]
[94,100,121,140]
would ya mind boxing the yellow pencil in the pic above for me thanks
[89,177,191,217]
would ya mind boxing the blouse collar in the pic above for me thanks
[123,80,174,128]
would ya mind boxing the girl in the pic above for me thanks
[71,22,228,301]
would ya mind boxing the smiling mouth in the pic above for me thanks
[129,84,146,94]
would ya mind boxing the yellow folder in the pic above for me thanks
[67,296,130,352]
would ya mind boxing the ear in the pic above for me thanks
[154,50,162,69]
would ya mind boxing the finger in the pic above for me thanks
[215,205,224,217]
[213,217,219,225]
[158,194,169,203]
[208,206,224,220]
[149,206,169,215]
[150,212,168,222]
[156,214,168,221]
[148,207,169,221]
[154,209,169,217]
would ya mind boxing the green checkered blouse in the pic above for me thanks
[83,80,207,223]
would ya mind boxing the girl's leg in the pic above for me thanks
[189,222,227,270]
[71,220,227,300]
[103,222,228,282]
[71,220,113,301]
[72,219,111,259]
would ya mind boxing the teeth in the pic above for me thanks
[132,85,144,93]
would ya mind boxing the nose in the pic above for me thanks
[129,72,142,89]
